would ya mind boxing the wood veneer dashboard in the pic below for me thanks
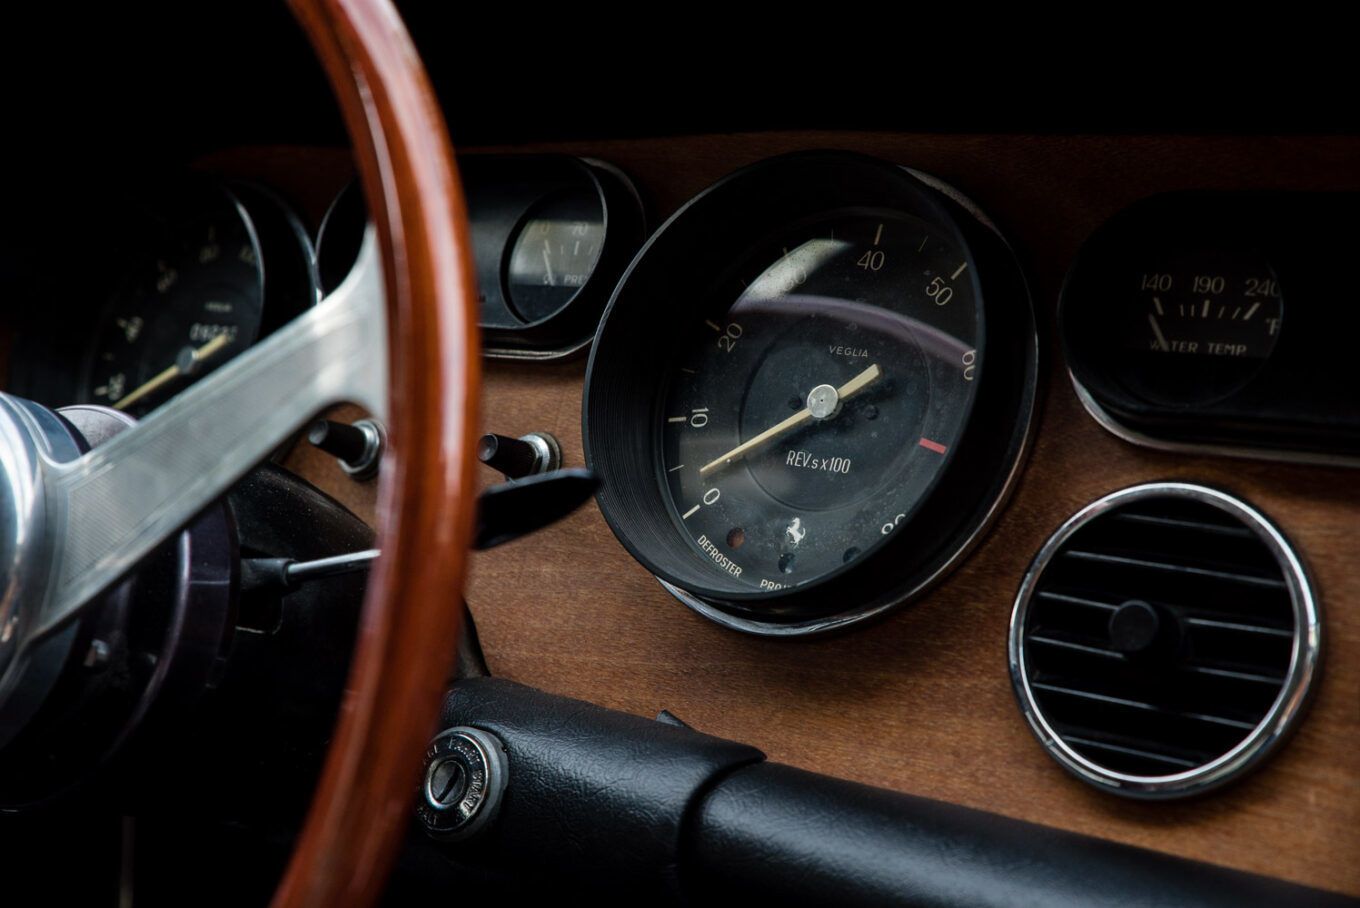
[297,132,1357,895]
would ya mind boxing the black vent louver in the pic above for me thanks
[1010,484,1319,797]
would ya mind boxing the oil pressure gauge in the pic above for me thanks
[316,156,645,360]
[504,184,606,323]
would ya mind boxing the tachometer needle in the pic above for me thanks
[698,363,881,478]
[113,333,233,412]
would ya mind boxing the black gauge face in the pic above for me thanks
[1110,247,1283,406]
[661,212,982,593]
[504,188,604,323]
[85,210,264,417]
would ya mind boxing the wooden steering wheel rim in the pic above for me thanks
[278,2,480,905]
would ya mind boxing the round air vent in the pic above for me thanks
[1009,483,1320,798]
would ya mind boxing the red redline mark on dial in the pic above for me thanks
[919,437,948,455]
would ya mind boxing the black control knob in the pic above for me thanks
[308,418,383,480]
[477,432,561,480]
[1108,599,1179,659]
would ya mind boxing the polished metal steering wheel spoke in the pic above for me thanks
[28,231,386,644]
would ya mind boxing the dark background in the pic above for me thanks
[3,5,1353,174]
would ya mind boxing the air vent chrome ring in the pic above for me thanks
[1009,482,1321,799]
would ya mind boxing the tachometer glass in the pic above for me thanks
[86,211,264,417]
[661,213,981,591]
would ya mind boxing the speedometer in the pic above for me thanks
[86,206,263,416]
[585,152,1037,635]
[83,183,317,418]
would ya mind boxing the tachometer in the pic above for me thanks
[585,152,1037,635]
[661,212,980,591]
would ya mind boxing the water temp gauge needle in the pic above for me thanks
[698,363,881,478]
[113,333,232,412]
[1148,312,1171,352]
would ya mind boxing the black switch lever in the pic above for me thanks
[477,432,561,480]
[241,469,600,594]
[475,468,597,550]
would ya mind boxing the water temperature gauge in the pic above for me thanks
[1111,247,1285,406]
[1058,190,1360,463]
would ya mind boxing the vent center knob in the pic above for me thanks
[1108,600,1162,655]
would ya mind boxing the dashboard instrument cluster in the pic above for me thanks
[5,155,647,421]
[0,131,1356,897]
[451,133,1359,898]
